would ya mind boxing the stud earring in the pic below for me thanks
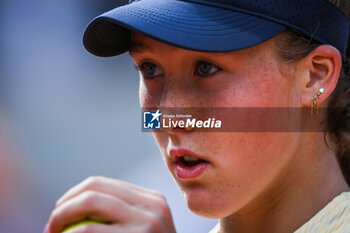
[311,88,324,116]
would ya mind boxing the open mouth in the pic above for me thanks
[179,155,208,167]
[170,148,211,179]
[174,154,210,179]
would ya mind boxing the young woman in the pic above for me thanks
[45,0,350,232]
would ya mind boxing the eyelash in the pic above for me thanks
[195,61,222,77]
[135,62,162,79]
[135,61,222,79]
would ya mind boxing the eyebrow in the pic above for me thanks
[129,41,154,54]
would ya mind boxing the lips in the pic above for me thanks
[169,148,210,179]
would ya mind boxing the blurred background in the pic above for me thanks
[0,0,217,232]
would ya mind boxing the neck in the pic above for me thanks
[220,133,349,233]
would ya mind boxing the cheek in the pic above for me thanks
[139,78,146,107]
[214,133,297,181]
[222,133,297,200]
[139,78,163,108]
[183,133,299,218]
[139,80,153,108]
[216,58,295,108]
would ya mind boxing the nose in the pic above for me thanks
[159,79,196,133]
[159,77,194,108]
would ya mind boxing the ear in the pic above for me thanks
[296,45,342,107]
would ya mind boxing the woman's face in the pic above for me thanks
[131,33,302,218]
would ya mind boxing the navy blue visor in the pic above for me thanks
[83,0,349,59]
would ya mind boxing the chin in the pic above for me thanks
[181,186,237,219]
[188,203,223,219]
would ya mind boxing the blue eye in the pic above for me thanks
[196,61,221,77]
[138,62,162,79]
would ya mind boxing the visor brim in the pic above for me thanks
[83,0,286,57]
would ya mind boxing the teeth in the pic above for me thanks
[183,154,199,162]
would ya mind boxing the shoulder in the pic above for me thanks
[295,191,350,233]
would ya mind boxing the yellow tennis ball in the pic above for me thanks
[62,220,103,232]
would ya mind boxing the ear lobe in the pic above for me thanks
[300,45,342,107]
